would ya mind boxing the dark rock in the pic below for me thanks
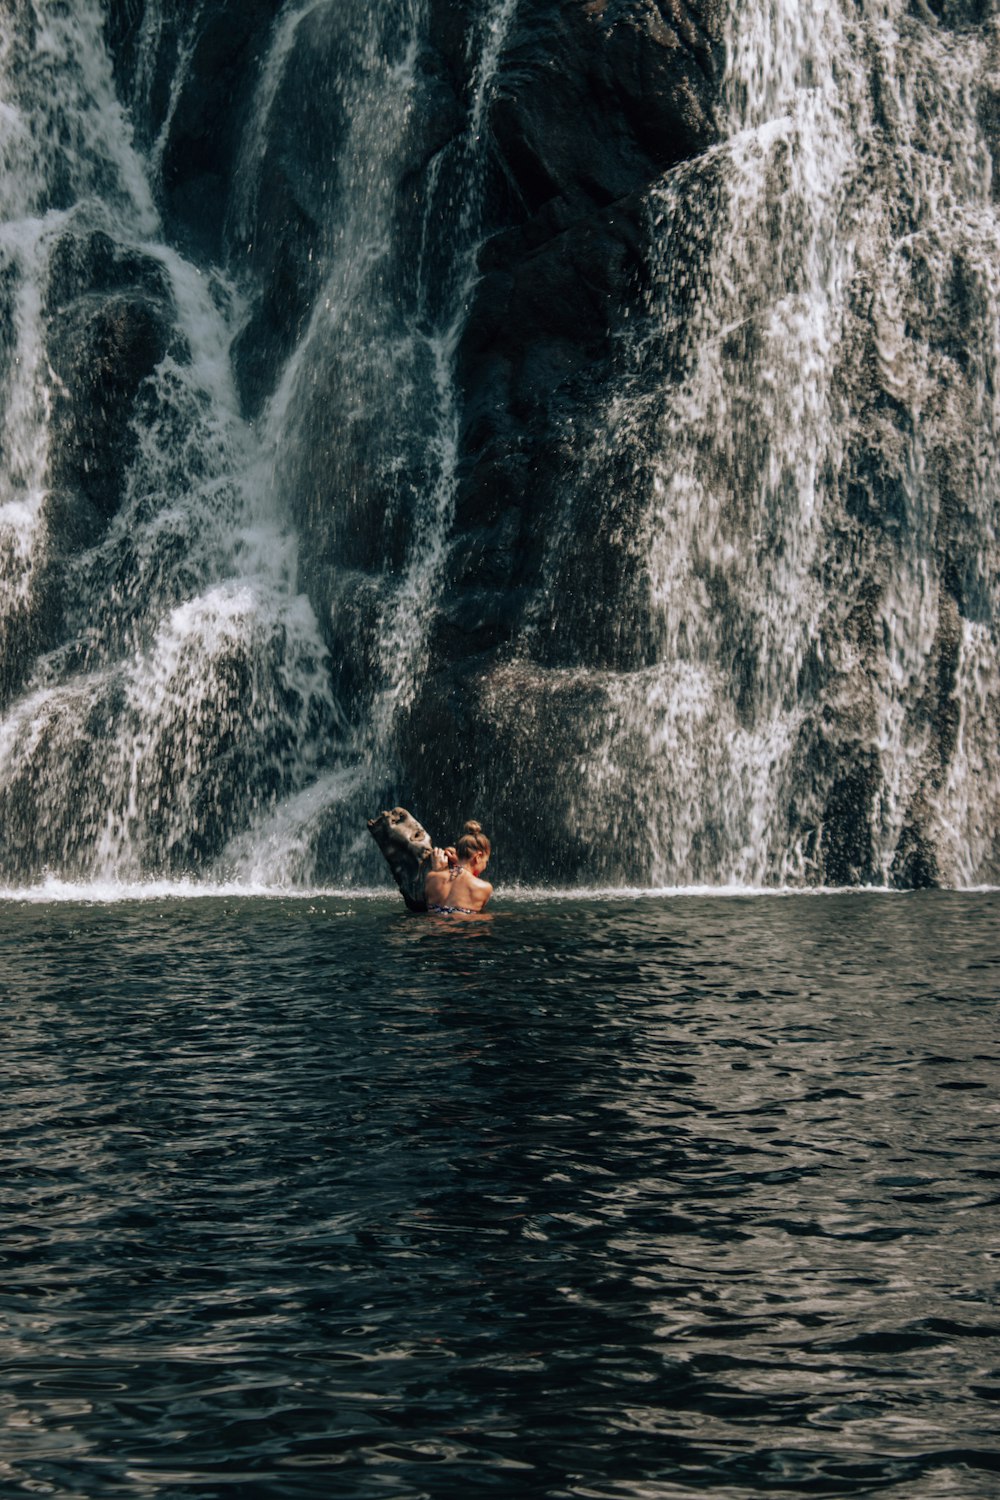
[425,0,479,98]
[927,588,962,772]
[979,81,1000,202]
[225,1,355,413]
[399,657,628,885]
[228,7,463,414]
[46,292,172,520]
[820,757,879,887]
[43,489,106,558]
[0,588,53,710]
[0,257,17,422]
[104,0,287,257]
[891,817,939,888]
[916,0,992,25]
[487,0,719,223]
[43,229,176,527]
[44,229,171,314]
[230,190,320,417]
[104,0,196,134]
[308,570,398,717]
[157,0,285,258]
[426,0,724,713]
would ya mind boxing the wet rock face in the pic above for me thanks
[487,0,720,220]
[104,0,285,257]
[401,0,724,846]
[81,0,998,888]
[98,0,722,720]
[105,0,323,414]
[980,25,1000,202]
[0,229,175,712]
[227,0,365,417]
[919,0,992,24]
[45,233,173,523]
[453,0,722,609]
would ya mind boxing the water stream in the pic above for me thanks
[0,1,340,881]
[521,0,999,888]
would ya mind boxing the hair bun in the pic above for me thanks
[463,820,483,835]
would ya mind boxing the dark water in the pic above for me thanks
[1,890,998,1499]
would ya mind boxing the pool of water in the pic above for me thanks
[1,890,998,1498]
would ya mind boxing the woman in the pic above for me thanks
[424,821,493,914]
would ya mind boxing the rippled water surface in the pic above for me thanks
[1,891,998,1498]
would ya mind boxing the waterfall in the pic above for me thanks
[0,0,522,889]
[506,0,1000,887]
[0,1,338,882]
[220,0,520,883]
[0,0,995,890]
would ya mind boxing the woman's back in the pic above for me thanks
[424,820,493,913]
[424,863,492,913]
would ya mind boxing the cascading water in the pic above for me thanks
[0,1,338,883]
[218,0,521,883]
[0,0,995,890]
[0,0,523,888]
[502,0,1000,888]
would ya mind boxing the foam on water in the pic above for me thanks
[3,876,991,907]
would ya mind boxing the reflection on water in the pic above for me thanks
[1,892,998,1498]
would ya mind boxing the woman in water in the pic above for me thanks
[425,821,493,914]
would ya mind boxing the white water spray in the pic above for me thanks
[223,0,520,880]
[527,0,1000,887]
[0,0,339,880]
